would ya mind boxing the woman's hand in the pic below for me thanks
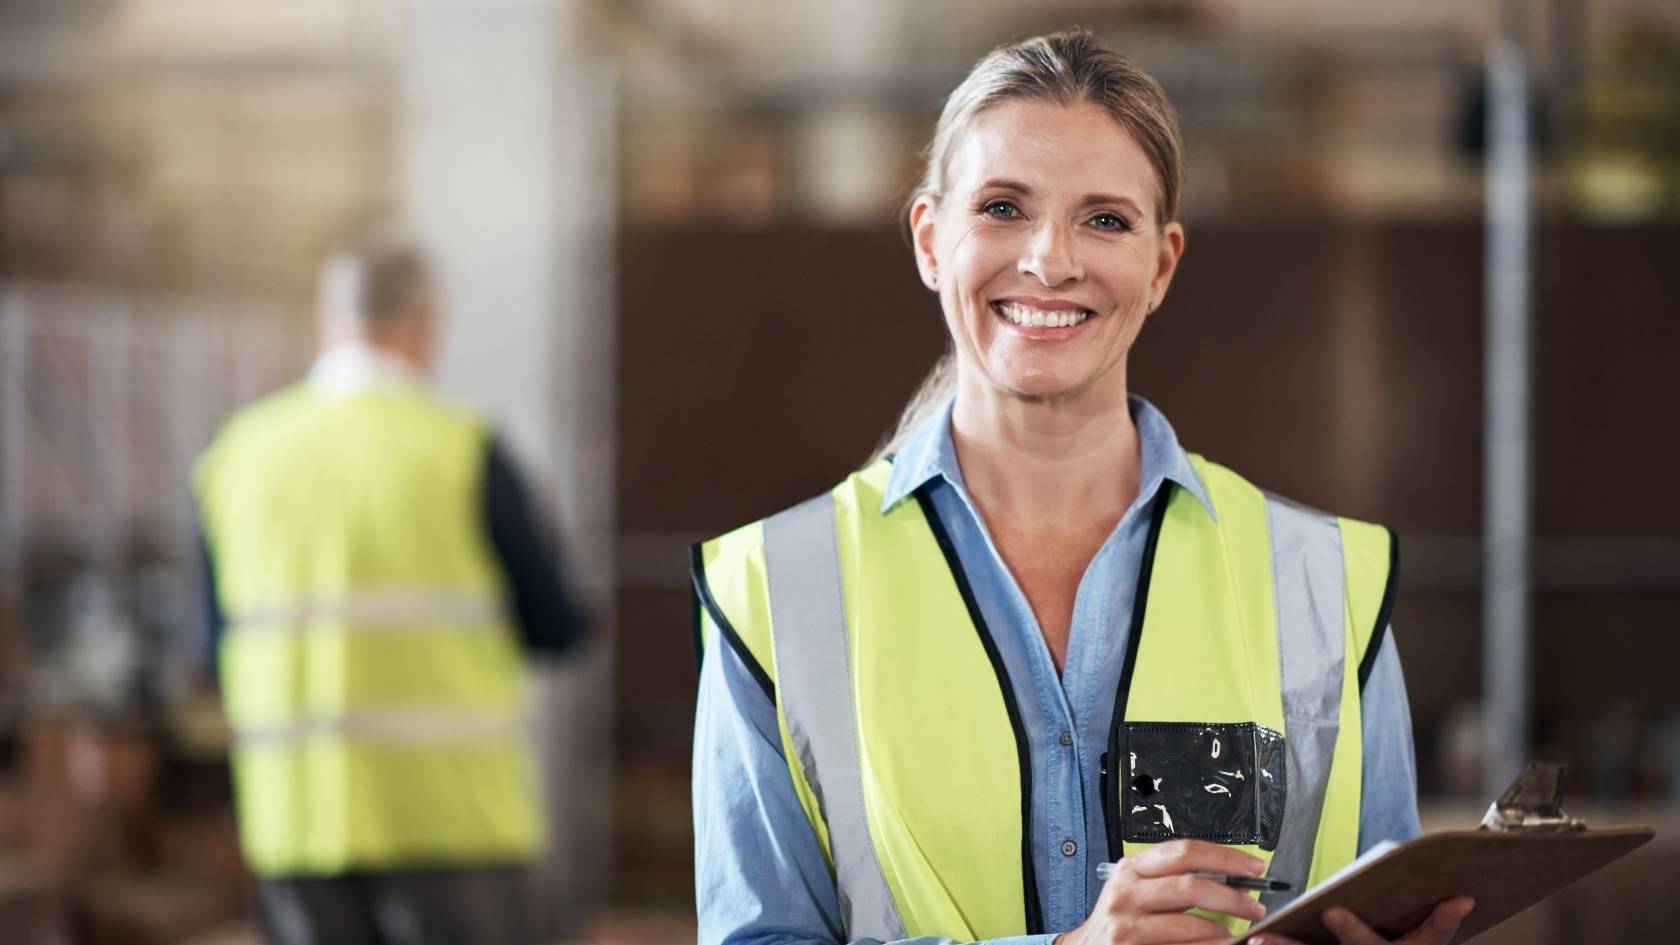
[1055,839,1271,945]
[1249,897,1474,945]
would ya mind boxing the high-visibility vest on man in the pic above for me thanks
[196,377,548,877]
[693,455,1396,940]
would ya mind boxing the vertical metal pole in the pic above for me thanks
[1483,39,1533,799]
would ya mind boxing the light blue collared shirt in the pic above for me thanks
[693,395,1422,945]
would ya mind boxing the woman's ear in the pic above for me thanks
[909,194,940,292]
[1150,220,1185,307]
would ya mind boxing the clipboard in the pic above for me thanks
[1228,765,1657,945]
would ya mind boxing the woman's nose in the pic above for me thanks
[1019,220,1083,286]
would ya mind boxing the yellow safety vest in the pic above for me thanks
[195,382,545,876]
[694,455,1395,939]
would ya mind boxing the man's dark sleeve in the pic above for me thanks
[197,520,225,683]
[483,436,588,656]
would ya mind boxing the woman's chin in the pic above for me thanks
[969,348,1119,403]
[995,370,1095,403]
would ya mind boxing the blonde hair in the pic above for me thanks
[871,29,1185,463]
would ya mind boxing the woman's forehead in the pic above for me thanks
[946,100,1160,209]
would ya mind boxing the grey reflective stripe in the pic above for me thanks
[235,709,522,747]
[227,590,503,635]
[764,494,908,942]
[1260,494,1346,912]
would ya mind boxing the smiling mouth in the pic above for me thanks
[992,300,1095,329]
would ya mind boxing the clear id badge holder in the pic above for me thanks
[1117,721,1287,849]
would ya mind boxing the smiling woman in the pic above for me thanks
[691,28,1471,945]
[873,31,1184,461]
[909,98,1182,412]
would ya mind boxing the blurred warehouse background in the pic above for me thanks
[1,0,1677,942]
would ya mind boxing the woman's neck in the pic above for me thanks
[949,372,1142,532]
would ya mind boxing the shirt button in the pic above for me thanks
[1060,839,1078,857]
[1058,730,1074,747]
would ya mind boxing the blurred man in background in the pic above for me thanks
[193,232,586,945]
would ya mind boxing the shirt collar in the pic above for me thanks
[308,342,425,400]
[880,393,1217,522]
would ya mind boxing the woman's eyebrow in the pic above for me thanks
[1080,193,1143,215]
[978,178,1034,195]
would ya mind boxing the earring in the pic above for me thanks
[1147,299,1158,313]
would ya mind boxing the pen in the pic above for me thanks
[1095,862,1293,892]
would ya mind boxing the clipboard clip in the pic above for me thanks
[1479,763,1587,832]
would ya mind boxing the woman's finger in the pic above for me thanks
[1123,839,1268,881]
[1319,907,1388,945]
[1402,897,1475,945]
[1265,896,1475,945]
[1122,874,1266,924]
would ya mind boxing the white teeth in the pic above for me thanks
[998,302,1090,328]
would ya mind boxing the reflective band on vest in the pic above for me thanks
[764,494,908,942]
[227,590,503,635]
[234,710,523,747]
[1258,493,1345,909]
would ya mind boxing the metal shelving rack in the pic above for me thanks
[0,282,306,708]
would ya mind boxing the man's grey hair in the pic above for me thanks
[317,232,432,335]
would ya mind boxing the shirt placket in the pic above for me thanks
[1055,532,1128,926]
[1040,658,1085,928]
[1029,537,1130,930]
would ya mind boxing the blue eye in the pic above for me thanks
[1091,212,1132,232]
[982,200,1020,219]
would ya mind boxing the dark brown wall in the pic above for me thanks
[612,220,1680,902]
